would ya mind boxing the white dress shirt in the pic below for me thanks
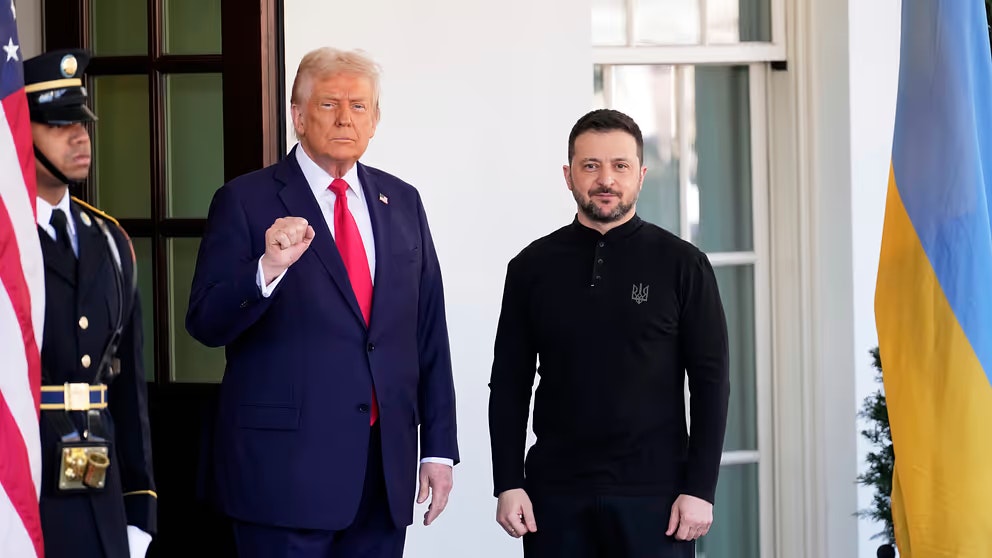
[257,145,374,294]
[36,191,79,256]
[255,145,452,468]
[37,193,152,557]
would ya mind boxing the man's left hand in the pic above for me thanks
[665,494,713,541]
[417,462,453,526]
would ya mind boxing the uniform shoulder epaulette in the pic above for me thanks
[70,195,131,241]
[71,196,119,227]
[71,195,134,250]
[71,196,136,277]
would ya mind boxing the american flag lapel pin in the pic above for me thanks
[379,193,389,205]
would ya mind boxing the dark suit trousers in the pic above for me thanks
[232,425,405,558]
[523,490,695,558]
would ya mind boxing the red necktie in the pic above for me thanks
[329,178,378,425]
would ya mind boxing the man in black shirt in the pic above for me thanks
[488,109,730,557]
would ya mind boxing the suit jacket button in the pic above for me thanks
[81,354,91,368]
[357,404,370,413]
[367,343,375,352]
[78,316,89,330]
[240,300,248,308]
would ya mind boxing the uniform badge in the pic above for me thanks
[59,445,110,490]
[79,211,91,227]
[60,54,78,78]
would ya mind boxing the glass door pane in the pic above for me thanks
[713,265,757,451]
[91,75,152,218]
[132,237,154,381]
[689,66,752,252]
[707,0,773,43]
[169,239,225,382]
[592,0,627,45]
[165,73,225,218]
[634,0,700,45]
[597,64,681,235]
[91,0,148,55]
[163,0,222,54]
[697,463,760,558]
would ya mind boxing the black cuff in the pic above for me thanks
[123,491,158,535]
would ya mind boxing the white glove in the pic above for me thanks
[126,525,152,558]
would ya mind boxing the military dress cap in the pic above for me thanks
[23,49,97,125]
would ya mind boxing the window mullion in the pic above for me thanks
[699,0,709,45]
[593,44,785,65]
[625,0,637,46]
[705,252,759,266]
[677,65,692,241]
[721,450,760,466]
[603,65,614,109]
[748,62,775,558]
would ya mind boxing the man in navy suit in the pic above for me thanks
[186,47,459,558]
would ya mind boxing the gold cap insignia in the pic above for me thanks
[60,54,78,78]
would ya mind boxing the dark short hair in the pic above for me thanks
[567,109,644,164]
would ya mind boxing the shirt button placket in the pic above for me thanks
[591,241,606,286]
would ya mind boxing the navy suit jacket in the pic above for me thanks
[186,147,459,530]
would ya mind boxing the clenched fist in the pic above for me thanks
[260,217,315,284]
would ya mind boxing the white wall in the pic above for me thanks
[283,2,591,556]
[15,0,42,59]
[848,0,901,556]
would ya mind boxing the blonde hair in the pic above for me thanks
[290,47,382,113]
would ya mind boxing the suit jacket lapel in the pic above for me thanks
[37,227,76,286]
[275,147,366,327]
[358,163,391,331]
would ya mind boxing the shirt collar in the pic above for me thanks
[36,190,76,236]
[570,213,643,240]
[295,143,363,199]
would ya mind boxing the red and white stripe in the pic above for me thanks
[0,74,45,556]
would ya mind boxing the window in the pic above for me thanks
[45,0,283,385]
[592,0,780,556]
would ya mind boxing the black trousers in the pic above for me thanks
[523,490,695,558]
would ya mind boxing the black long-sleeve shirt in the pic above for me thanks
[488,215,730,503]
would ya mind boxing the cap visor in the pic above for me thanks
[40,104,98,125]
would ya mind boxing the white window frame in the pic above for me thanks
[593,0,787,63]
[594,53,774,558]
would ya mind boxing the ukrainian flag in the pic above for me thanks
[875,0,992,555]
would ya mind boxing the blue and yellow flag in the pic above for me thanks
[875,0,992,556]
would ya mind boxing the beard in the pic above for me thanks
[573,186,636,223]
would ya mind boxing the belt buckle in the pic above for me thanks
[65,383,91,411]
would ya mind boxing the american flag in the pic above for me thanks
[0,0,45,556]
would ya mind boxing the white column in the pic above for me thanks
[768,0,859,555]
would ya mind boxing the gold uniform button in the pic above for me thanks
[78,316,89,330]
[81,354,91,368]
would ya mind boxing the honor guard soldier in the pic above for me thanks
[25,49,157,558]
